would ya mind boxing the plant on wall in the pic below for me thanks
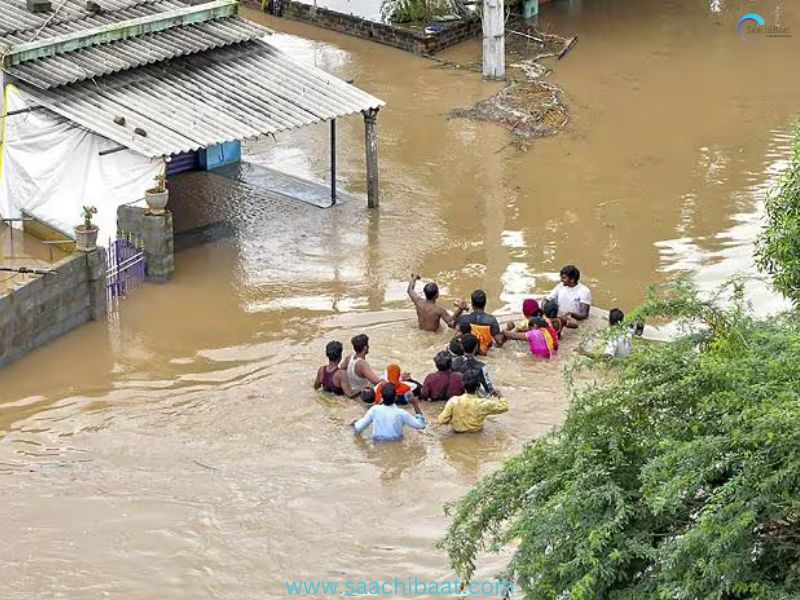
[380,0,463,23]
[74,205,99,251]
[148,172,167,194]
[80,205,98,230]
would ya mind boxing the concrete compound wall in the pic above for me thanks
[0,249,106,369]
[117,205,174,283]
[246,0,482,54]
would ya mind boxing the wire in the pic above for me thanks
[0,0,71,66]
[27,0,72,44]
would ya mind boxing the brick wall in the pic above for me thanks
[246,0,482,54]
[0,249,106,369]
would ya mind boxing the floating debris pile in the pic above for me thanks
[451,80,567,142]
[447,21,574,147]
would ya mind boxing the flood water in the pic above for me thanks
[2,0,799,597]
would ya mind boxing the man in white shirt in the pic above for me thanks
[545,265,592,325]
[578,307,635,360]
[604,308,633,358]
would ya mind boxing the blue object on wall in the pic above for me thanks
[199,141,242,171]
[522,0,538,19]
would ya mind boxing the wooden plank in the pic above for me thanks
[5,0,238,67]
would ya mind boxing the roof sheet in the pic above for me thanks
[5,16,269,88]
[0,0,175,37]
[19,39,385,158]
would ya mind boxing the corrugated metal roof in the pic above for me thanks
[5,16,269,88]
[0,0,178,37]
[19,39,385,158]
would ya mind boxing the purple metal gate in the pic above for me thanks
[106,235,146,304]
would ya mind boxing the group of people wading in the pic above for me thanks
[314,265,635,442]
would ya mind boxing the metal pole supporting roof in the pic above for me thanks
[330,118,337,206]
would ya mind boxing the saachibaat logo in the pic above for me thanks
[738,13,765,38]
[738,12,791,40]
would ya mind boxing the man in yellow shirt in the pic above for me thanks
[437,370,508,433]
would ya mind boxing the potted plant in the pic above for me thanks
[144,170,169,215]
[74,205,99,251]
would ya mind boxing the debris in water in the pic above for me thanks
[509,60,549,80]
[445,21,573,148]
[451,80,568,146]
[193,459,216,470]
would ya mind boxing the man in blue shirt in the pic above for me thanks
[352,384,426,441]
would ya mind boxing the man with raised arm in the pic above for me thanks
[407,274,467,332]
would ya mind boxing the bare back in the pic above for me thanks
[412,297,448,332]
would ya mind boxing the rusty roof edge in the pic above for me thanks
[4,0,238,67]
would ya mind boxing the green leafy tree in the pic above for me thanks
[757,119,800,305]
[439,280,800,599]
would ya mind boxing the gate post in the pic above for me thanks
[86,248,107,320]
[117,205,174,283]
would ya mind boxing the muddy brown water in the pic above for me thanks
[1,0,798,597]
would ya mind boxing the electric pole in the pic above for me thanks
[482,0,505,79]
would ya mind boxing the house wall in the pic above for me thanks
[0,249,106,369]
[245,0,483,54]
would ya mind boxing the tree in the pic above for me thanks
[379,0,465,23]
[757,118,800,305]
[439,280,800,599]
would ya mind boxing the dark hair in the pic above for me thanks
[423,282,439,301]
[530,316,548,329]
[381,383,397,405]
[351,334,369,354]
[458,320,472,334]
[325,340,343,362]
[609,308,625,326]
[360,388,375,404]
[470,289,487,310]
[542,299,559,319]
[461,333,479,355]
[634,319,645,336]
[434,351,452,372]
[560,265,580,282]
[463,369,480,393]
[449,337,464,356]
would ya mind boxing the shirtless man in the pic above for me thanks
[407,274,467,332]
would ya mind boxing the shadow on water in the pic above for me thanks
[174,221,237,251]
[168,158,366,252]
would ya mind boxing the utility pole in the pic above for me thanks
[482,0,505,79]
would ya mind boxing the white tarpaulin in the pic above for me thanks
[0,84,163,241]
